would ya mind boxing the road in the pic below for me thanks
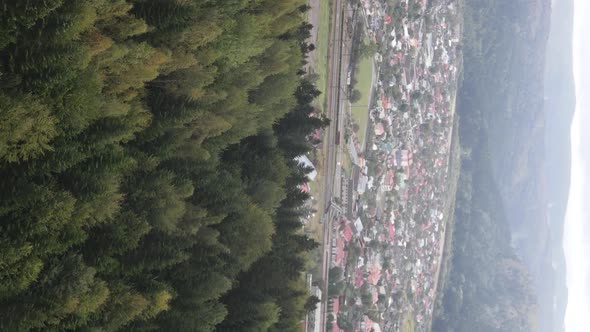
[431,19,464,305]
[318,0,349,330]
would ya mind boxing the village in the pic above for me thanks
[303,0,464,331]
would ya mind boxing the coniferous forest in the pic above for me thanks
[0,1,327,330]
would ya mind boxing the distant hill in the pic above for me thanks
[483,0,576,329]
[432,0,554,330]
[539,0,576,330]
[450,0,574,330]
[435,0,558,330]
[433,131,538,332]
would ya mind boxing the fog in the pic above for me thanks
[563,0,590,330]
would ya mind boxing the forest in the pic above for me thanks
[0,0,328,331]
[432,134,537,332]
[431,0,547,330]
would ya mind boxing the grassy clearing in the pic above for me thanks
[341,146,353,176]
[306,148,326,242]
[308,176,325,242]
[305,0,330,242]
[402,312,416,332]
[351,52,373,144]
[305,0,330,284]
[313,0,331,113]
[306,174,325,282]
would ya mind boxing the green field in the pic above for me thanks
[402,312,416,332]
[305,0,330,282]
[313,0,331,112]
[341,146,353,176]
[351,53,373,144]
[305,0,330,251]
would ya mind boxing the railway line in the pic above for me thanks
[318,0,350,329]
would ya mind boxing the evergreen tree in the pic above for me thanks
[0,0,323,330]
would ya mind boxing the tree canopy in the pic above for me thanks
[0,0,327,330]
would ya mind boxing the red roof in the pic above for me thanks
[355,269,364,288]
[343,222,353,243]
[313,128,322,140]
[435,88,443,103]
[365,316,374,332]
[386,170,395,186]
[374,122,385,136]
[300,183,310,193]
[367,264,381,285]
[335,238,346,266]
[388,223,396,241]
[332,298,340,332]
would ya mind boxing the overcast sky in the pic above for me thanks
[563,0,590,330]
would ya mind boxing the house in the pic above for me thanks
[388,223,395,241]
[300,182,311,193]
[295,155,318,181]
[393,149,410,167]
[386,169,395,187]
[380,184,393,192]
[381,94,389,110]
[308,286,323,332]
[335,238,346,266]
[354,218,364,236]
[367,176,375,190]
[384,15,392,25]
[367,264,382,285]
[374,122,385,136]
[395,172,407,190]
[331,299,341,332]
[342,222,354,243]
[358,174,368,194]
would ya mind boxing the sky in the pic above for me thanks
[563,0,590,330]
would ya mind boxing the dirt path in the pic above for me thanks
[305,0,321,72]
[360,60,378,152]
[431,20,464,304]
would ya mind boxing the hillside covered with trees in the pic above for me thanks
[0,0,327,330]
[433,0,550,330]
[432,134,538,331]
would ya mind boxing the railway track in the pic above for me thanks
[318,0,348,330]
